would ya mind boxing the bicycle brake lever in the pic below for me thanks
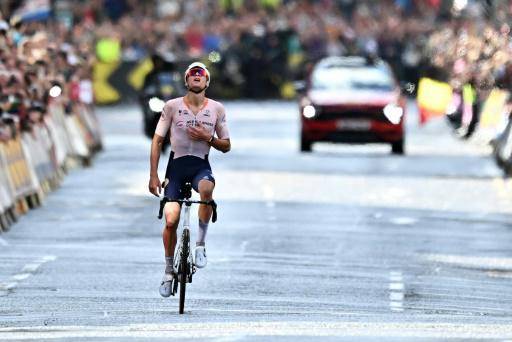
[210,200,217,223]
[158,198,167,219]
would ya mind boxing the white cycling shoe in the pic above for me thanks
[194,246,207,269]
[159,273,174,297]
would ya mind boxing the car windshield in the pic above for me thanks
[311,67,395,91]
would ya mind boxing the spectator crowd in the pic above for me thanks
[26,0,508,100]
[1,0,512,100]
[0,3,101,232]
[0,12,95,143]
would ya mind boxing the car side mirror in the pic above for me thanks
[293,81,306,94]
[400,82,415,95]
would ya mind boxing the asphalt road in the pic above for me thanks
[1,100,512,341]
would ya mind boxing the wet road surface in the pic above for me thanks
[1,101,512,340]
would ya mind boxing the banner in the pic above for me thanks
[12,0,51,22]
[417,78,453,125]
[93,61,121,104]
[480,89,510,129]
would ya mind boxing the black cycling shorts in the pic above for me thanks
[164,152,215,200]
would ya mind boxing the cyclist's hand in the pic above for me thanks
[188,123,210,141]
[148,175,161,197]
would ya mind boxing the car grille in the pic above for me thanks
[315,106,388,121]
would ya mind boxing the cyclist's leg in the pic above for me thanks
[160,201,180,297]
[163,202,181,258]
[192,169,215,246]
[160,155,184,297]
[162,157,184,263]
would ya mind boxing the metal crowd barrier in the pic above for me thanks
[0,102,102,232]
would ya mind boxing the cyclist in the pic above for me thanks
[148,62,231,297]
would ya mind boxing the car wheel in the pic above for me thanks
[300,135,312,152]
[391,139,405,155]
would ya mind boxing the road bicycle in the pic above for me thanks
[158,182,217,314]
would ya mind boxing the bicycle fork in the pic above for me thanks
[173,204,195,282]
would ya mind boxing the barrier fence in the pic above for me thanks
[0,101,102,233]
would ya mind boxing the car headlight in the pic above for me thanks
[303,105,316,119]
[383,103,403,125]
[148,97,165,113]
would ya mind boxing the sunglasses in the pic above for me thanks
[187,68,207,78]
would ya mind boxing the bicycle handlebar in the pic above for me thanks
[158,197,218,223]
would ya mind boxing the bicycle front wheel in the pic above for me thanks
[179,229,190,314]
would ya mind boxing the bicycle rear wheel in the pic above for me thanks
[179,229,189,314]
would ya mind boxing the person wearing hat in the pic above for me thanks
[148,62,231,297]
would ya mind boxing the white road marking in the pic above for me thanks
[22,263,41,273]
[39,255,57,262]
[263,185,274,201]
[2,322,512,339]
[390,292,404,301]
[390,217,417,225]
[265,201,275,208]
[11,273,31,281]
[389,271,405,313]
[389,283,404,291]
[22,255,57,273]
[423,254,512,270]
[390,302,404,312]
[195,308,362,316]
[0,255,57,295]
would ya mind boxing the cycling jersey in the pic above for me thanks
[155,97,230,159]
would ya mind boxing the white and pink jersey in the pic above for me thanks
[155,97,230,159]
